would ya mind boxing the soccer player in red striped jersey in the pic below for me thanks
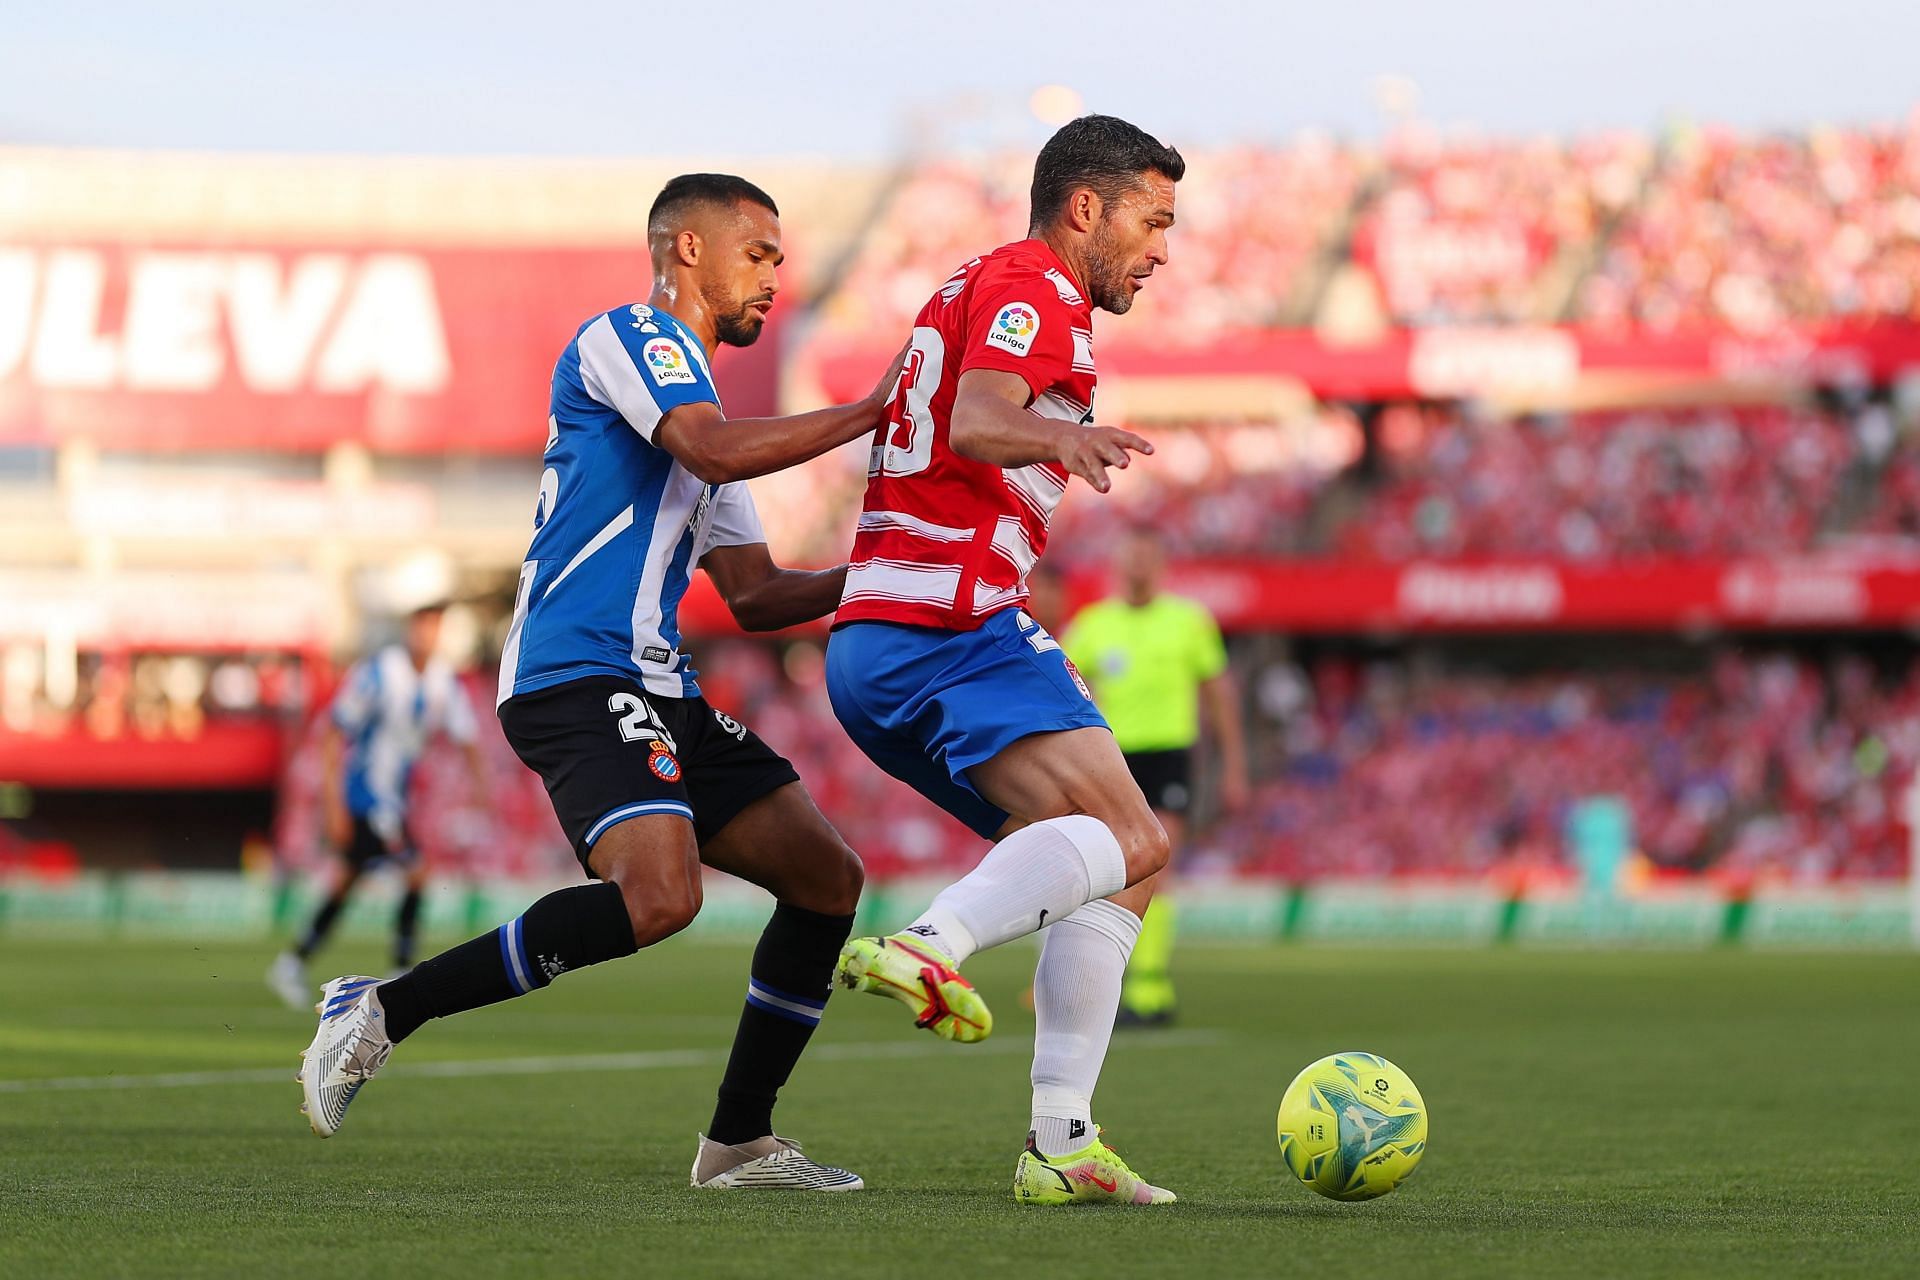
[825,116,1187,1205]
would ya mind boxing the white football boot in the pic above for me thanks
[690,1134,865,1191]
[296,975,394,1138]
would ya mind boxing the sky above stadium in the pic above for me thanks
[3,1,1915,157]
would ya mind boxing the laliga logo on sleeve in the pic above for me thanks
[646,739,682,782]
[985,301,1040,356]
[644,337,698,386]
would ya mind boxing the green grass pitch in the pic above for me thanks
[3,934,1916,1277]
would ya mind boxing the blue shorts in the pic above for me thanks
[825,609,1110,839]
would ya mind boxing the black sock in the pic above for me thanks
[394,888,423,968]
[295,893,350,960]
[707,903,855,1145]
[376,881,636,1043]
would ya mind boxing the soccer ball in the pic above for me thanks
[1276,1051,1427,1201]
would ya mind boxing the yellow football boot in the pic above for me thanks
[834,933,992,1043]
[1012,1128,1176,1206]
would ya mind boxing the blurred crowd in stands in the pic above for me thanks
[1212,647,1917,884]
[750,399,1919,569]
[1352,130,1651,325]
[1577,127,1920,333]
[818,120,1920,333]
[277,641,1915,886]
[1324,403,1879,563]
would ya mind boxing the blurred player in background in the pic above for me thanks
[268,603,487,1008]
[827,116,1187,1205]
[1063,526,1248,1027]
[298,174,904,1192]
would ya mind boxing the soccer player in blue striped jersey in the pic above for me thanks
[298,174,904,1191]
[267,603,488,1009]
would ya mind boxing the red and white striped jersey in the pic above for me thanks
[837,238,1098,631]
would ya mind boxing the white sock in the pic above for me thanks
[1030,898,1141,1157]
[903,815,1127,966]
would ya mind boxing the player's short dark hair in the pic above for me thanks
[647,173,779,239]
[1028,115,1185,231]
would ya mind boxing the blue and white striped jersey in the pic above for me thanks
[497,303,766,705]
[332,645,479,839]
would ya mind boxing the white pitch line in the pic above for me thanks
[0,1030,1224,1095]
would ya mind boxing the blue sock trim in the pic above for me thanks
[746,980,826,1025]
[497,919,533,995]
[749,980,827,1011]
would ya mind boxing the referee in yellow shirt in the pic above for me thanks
[1063,527,1249,1027]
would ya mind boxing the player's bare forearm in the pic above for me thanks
[1202,675,1247,759]
[320,725,345,804]
[319,724,352,846]
[1202,673,1252,807]
[464,743,490,799]
[950,369,1151,492]
[950,379,1074,467]
[702,541,848,631]
[734,565,848,631]
[659,400,884,486]
[658,343,908,485]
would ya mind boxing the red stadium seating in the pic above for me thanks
[820,122,1920,334]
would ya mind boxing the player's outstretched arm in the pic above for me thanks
[701,541,849,632]
[656,346,908,486]
[318,722,352,849]
[949,369,1152,493]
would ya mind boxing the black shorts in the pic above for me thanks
[1124,748,1194,816]
[345,816,416,869]
[499,675,800,870]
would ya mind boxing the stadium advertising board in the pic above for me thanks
[670,554,1920,636]
[0,241,779,452]
[1150,556,1920,632]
